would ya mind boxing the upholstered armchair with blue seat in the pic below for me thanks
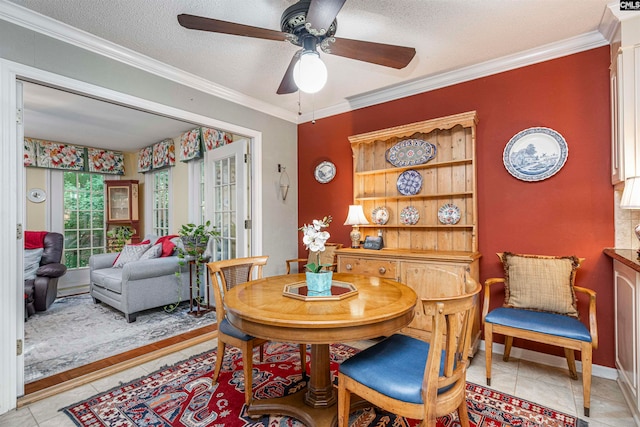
[482,252,598,417]
[337,277,481,427]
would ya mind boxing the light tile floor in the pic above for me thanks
[0,342,636,426]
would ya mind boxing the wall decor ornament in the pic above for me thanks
[314,161,336,183]
[503,127,568,182]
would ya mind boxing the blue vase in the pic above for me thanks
[305,271,333,296]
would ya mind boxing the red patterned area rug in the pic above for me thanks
[63,342,587,427]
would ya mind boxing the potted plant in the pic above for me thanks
[299,215,333,295]
[166,221,220,313]
[106,225,135,253]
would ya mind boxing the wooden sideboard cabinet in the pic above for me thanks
[338,111,481,355]
[105,180,140,245]
[337,248,481,353]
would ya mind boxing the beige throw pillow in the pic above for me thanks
[502,252,580,318]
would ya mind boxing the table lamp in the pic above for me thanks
[620,176,640,257]
[344,205,369,248]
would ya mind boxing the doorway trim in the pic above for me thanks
[0,57,263,413]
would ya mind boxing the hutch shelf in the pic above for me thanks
[105,180,141,247]
[336,111,482,353]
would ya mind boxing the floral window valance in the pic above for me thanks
[137,138,176,173]
[137,126,233,173]
[24,137,124,175]
[203,127,233,151]
[179,128,202,162]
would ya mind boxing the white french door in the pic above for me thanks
[205,139,250,260]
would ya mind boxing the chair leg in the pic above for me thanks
[213,341,226,384]
[581,343,593,417]
[242,341,255,405]
[564,347,578,380]
[337,376,351,427]
[299,344,307,379]
[503,336,513,362]
[485,323,493,386]
[259,343,264,362]
[457,397,470,427]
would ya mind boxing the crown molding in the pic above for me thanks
[0,1,613,126]
[0,0,298,123]
[300,30,609,123]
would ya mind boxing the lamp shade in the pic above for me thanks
[293,51,327,94]
[621,177,640,209]
[344,205,369,226]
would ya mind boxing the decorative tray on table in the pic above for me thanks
[283,281,358,301]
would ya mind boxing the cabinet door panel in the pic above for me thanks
[614,261,638,399]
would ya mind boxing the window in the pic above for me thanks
[63,172,105,269]
[151,169,170,236]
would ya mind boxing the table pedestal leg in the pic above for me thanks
[246,343,338,426]
[305,344,337,407]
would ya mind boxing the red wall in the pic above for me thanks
[297,46,615,368]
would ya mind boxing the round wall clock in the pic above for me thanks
[28,188,47,203]
[314,161,336,183]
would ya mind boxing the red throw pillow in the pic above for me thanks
[24,231,48,249]
[156,234,179,257]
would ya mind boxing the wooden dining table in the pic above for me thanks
[223,272,418,426]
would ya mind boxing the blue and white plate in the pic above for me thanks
[396,170,423,196]
[438,203,461,225]
[386,139,436,167]
[503,127,568,182]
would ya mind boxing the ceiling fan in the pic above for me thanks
[178,0,416,94]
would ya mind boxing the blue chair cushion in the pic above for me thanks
[220,317,254,341]
[340,334,450,404]
[485,307,591,342]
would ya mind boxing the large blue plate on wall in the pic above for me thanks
[503,127,568,182]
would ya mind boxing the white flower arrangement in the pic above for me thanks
[299,215,332,273]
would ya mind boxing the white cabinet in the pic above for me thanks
[614,259,640,422]
[610,14,640,184]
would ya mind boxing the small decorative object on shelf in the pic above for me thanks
[343,205,369,248]
[299,215,333,295]
[438,203,461,225]
[371,206,389,225]
[400,206,420,225]
[396,169,423,195]
[385,139,436,167]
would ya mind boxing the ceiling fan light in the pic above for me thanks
[293,51,327,94]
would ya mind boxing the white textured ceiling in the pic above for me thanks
[8,0,615,150]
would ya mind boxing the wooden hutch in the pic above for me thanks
[105,180,141,250]
[336,111,481,353]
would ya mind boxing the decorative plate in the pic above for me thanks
[386,139,437,167]
[438,203,461,225]
[371,206,390,225]
[400,206,420,225]
[314,161,336,183]
[396,170,423,196]
[27,188,46,203]
[503,127,568,182]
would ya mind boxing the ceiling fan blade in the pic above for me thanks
[277,52,302,95]
[177,14,287,42]
[306,0,347,35]
[325,37,416,69]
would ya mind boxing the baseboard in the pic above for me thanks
[478,340,618,381]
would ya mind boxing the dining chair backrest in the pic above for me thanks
[207,256,269,326]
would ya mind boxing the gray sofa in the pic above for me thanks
[89,241,191,322]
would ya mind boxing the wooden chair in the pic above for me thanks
[285,242,343,274]
[337,277,481,427]
[207,256,307,405]
[482,253,598,417]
